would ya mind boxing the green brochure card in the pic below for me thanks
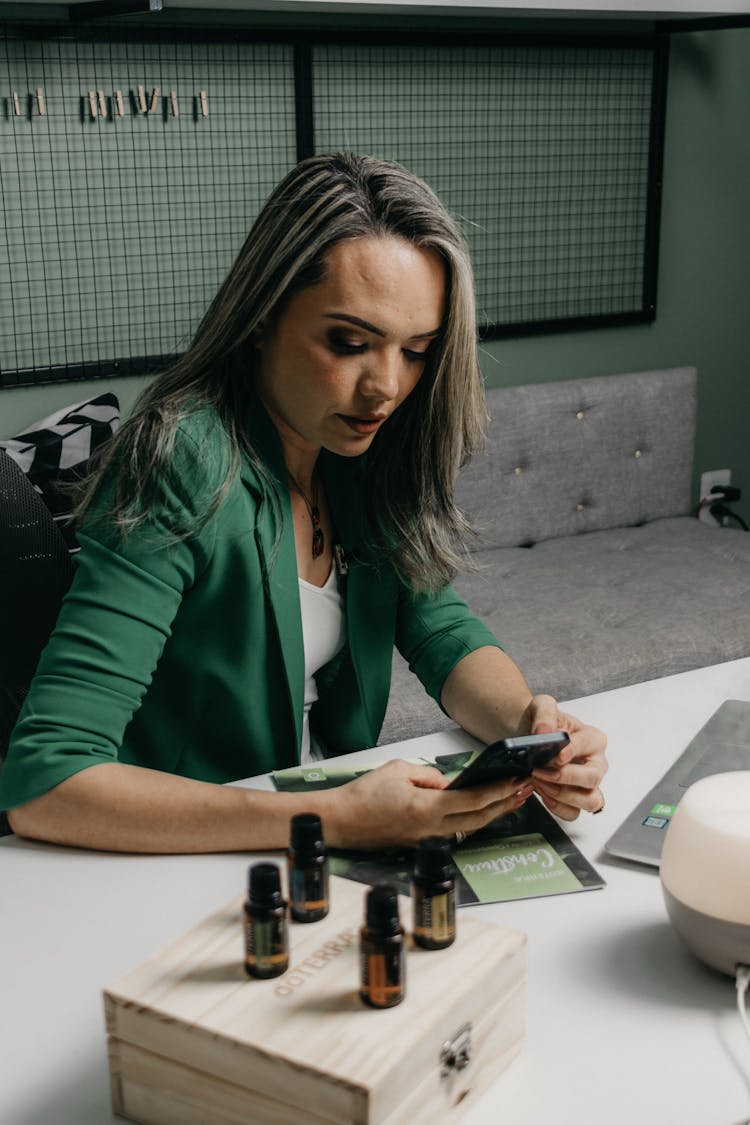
[455,832,583,902]
[273,754,605,906]
[273,764,372,790]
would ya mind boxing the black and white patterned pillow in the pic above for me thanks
[0,392,120,549]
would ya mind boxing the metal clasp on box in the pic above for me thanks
[440,1022,472,1077]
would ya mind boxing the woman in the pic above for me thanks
[1,153,607,852]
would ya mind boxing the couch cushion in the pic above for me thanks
[457,367,697,549]
[379,518,750,745]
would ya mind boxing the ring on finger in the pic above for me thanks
[454,830,467,846]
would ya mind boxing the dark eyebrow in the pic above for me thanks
[324,313,386,337]
[324,313,441,341]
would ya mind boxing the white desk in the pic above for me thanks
[3,657,750,1125]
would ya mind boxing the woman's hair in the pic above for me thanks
[81,152,487,592]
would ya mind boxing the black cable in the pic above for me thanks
[708,501,749,532]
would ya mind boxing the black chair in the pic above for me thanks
[0,450,74,834]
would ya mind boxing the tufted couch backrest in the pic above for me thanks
[456,366,697,549]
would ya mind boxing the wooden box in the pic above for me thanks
[104,874,525,1125]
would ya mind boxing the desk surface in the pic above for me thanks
[3,657,750,1125]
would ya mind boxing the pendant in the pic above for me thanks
[311,506,324,559]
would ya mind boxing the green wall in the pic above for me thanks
[2,26,748,519]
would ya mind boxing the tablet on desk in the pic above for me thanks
[605,699,750,866]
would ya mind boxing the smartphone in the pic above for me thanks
[447,731,570,790]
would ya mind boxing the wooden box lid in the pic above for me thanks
[105,874,526,1125]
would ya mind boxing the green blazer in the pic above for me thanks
[0,403,499,810]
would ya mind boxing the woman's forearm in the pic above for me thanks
[440,646,535,745]
[7,761,346,854]
[6,647,540,855]
[6,755,534,854]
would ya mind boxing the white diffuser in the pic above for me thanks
[660,772,750,976]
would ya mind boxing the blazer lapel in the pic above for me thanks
[240,405,304,756]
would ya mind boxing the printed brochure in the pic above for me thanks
[272,752,605,905]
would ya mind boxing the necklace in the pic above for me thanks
[287,470,325,559]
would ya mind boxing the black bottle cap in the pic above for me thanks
[415,836,455,881]
[365,884,401,935]
[248,862,284,907]
[290,812,325,853]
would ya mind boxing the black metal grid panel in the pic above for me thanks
[0,33,296,387]
[312,42,658,337]
[0,26,664,389]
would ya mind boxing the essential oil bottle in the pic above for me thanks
[359,884,405,1008]
[412,836,456,950]
[243,862,289,979]
[288,812,329,923]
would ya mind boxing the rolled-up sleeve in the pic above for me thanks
[0,427,216,810]
[395,580,502,707]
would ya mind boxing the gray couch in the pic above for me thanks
[380,366,750,744]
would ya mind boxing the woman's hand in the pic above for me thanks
[322,759,533,849]
[521,694,608,821]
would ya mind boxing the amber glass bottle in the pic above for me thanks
[243,862,289,979]
[412,836,456,950]
[288,813,329,923]
[359,884,405,1009]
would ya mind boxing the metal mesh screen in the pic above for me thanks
[0,34,296,387]
[313,43,655,335]
[0,27,661,389]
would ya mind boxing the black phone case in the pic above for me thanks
[447,732,569,789]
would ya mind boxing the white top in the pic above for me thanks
[298,565,346,764]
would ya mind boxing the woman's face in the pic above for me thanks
[254,234,446,463]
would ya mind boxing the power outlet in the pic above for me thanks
[699,469,732,526]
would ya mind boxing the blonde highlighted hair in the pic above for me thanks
[80,153,487,592]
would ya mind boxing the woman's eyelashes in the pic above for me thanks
[403,346,432,363]
[327,331,433,362]
[328,333,366,356]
